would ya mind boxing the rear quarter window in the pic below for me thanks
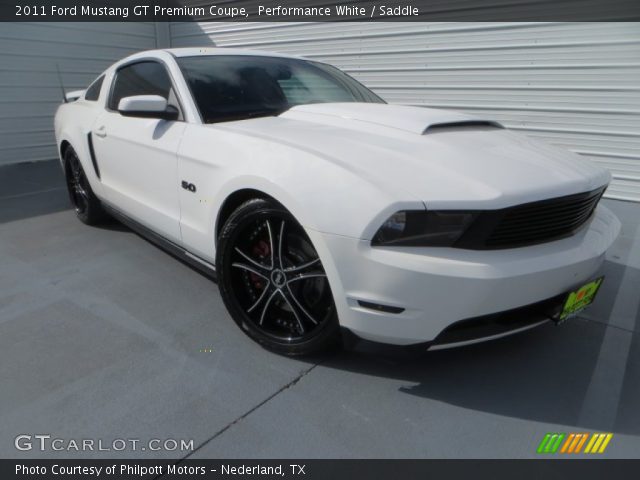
[84,75,105,101]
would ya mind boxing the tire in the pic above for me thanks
[216,198,340,355]
[63,146,106,225]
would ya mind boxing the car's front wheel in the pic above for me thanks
[216,198,340,355]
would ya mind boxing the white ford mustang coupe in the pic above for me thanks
[55,48,620,355]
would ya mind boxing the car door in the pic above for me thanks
[92,60,185,244]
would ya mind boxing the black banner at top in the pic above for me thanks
[3,0,640,22]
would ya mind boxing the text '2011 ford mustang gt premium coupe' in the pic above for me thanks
[54,48,620,355]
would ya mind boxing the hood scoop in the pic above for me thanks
[424,120,503,134]
[282,103,502,135]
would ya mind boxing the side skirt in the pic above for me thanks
[102,203,217,282]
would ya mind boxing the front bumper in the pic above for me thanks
[308,204,620,346]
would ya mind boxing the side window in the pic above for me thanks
[84,75,104,101]
[108,61,172,111]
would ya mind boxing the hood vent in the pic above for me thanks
[282,103,504,135]
[423,120,503,134]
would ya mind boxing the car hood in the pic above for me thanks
[213,103,610,209]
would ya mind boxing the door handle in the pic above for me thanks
[93,126,107,138]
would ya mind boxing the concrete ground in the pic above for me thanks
[1,159,639,459]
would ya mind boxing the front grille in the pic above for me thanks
[455,187,605,249]
[485,188,604,248]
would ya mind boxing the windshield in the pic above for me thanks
[176,55,385,124]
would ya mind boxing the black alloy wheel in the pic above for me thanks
[64,146,105,225]
[217,198,340,355]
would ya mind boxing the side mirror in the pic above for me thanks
[117,95,178,120]
[65,90,85,102]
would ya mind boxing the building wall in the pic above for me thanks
[2,22,638,202]
[171,22,640,202]
[0,22,160,166]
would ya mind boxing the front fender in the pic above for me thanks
[177,124,422,262]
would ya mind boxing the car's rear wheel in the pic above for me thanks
[216,198,340,355]
[64,146,105,225]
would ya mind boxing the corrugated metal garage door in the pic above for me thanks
[170,22,640,202]
[0,22,160,166]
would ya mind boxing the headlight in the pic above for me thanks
[371,210,478,247]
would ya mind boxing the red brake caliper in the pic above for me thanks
[250,239,270,289]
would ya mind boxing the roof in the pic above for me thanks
[163,47,304,60]
[108,47,315,74]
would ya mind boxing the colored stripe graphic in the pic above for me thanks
[592,434,606,452]
[584,434,598,453]
[537,434,552,453]
[537,433,565,453]
[539,433,613,454]
[574,433,589,453]
[598,434,613,453]
[565,433,588,453]
[545,434,557,453]
[550,433,565,453]
[560,434,575,453]
[568,434,581,453]
[585,433,614,454]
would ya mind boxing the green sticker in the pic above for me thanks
[560,277,603,320]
